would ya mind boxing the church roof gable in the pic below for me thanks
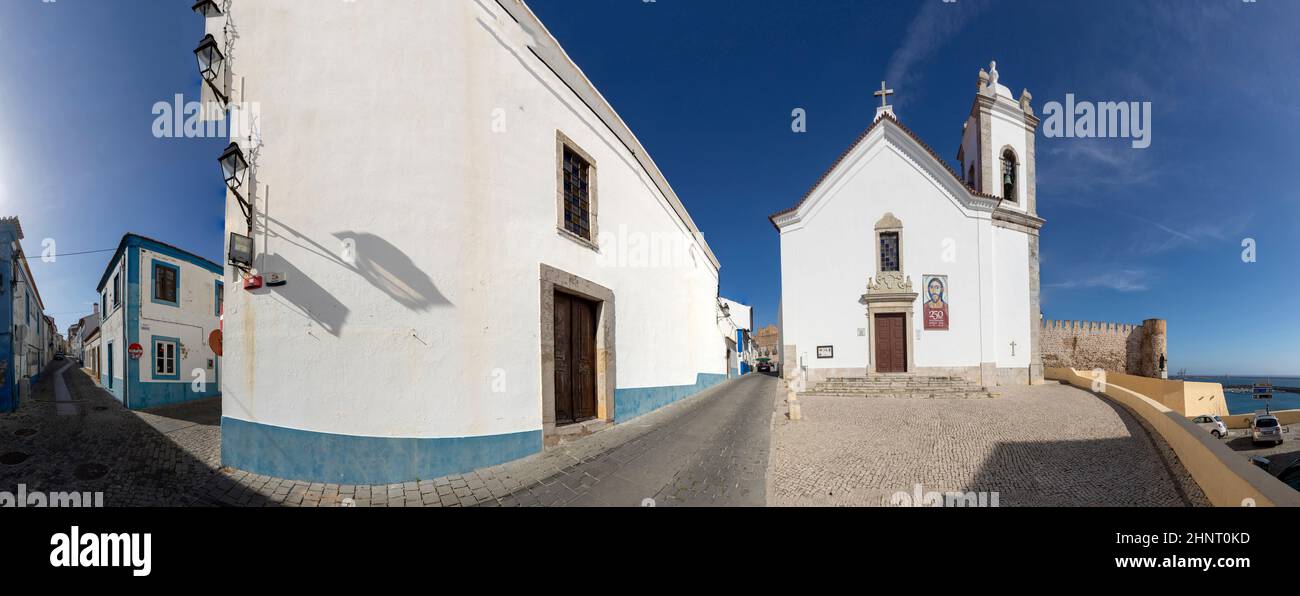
[769,112,1001,229]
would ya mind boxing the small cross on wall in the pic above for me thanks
[874,81,894,108]
[1010,341,1017,357]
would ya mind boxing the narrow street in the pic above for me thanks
[541,372,780,507]
[0,363,783,507]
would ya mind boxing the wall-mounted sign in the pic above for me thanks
[209,329,223,357]
[127,343,144,360]
[817,345,834,359]
[923,275,949,330]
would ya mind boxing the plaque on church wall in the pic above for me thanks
[817,346,833,359]
[923,275,949,330]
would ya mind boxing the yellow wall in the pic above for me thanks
[1080,371,1228,417]
[1046,368,1300,507]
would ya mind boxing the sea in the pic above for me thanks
[1174,375,1300,415]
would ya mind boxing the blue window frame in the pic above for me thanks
[151,259,181,307]
[151,335,181,380]
[215,280,224,316]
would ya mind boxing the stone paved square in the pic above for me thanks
[768,382,1209,507]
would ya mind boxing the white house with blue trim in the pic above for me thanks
[1,217,50,412]
[94,234,223,410]
[196,0,732,484]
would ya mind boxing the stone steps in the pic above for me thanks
[798,390,994,400]
[799,375,995,399]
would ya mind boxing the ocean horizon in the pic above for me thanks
[1176,375,1300,415]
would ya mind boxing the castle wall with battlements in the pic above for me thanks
[1040,318,1167,378]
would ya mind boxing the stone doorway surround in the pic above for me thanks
[539,264,616,446]
[861,213,918,375]
[861,271,918,375]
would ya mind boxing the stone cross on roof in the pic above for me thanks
[874,81,895,108]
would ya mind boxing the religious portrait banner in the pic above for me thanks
[922,275,949,330]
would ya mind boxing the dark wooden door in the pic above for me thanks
[554,292,598,424]
[874,313,907,373]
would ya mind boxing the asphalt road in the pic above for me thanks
[559,373,780,507]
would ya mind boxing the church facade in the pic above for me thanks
[772,63,1044,387]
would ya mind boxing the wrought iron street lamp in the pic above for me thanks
[194,34,228,104]
[219,142,253,234]
[191,0,223,18]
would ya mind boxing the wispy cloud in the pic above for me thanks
[884,0,991,105]
[1048,269,1148,293]
[1039,141,1163,191]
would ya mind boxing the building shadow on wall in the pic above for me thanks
[258,253,350,336]
[257,217,451,335]
[961,399,1200,507]
[331,231,450,312]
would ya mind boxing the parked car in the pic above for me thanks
[1192,414,1228,439]
[1250,413,1284,446]
[756,361,772,373]
[1278,459,1300,492]
[54,352,65,361]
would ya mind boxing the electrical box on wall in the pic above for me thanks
[243,275,263,290]
[265,272,287,286]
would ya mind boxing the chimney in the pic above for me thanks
[93,302,100,315]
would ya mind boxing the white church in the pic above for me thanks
[772,63,1044,388]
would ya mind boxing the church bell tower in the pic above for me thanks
[957,61,1039,216]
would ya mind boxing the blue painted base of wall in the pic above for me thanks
[220,417,544,485]
[102,375,124,404]
[130,382,220,410]
[614,372,728,423]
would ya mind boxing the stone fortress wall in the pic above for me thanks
[1041,318,1168,378]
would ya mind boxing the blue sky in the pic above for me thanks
[2,1,1297,375]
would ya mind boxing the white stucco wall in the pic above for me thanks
[98,257,127,390]
[136,248,222,387]
[993,226,1031,368]
[211,0,726,440]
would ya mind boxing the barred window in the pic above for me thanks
[879,232,900,272]
[562,146,592,240]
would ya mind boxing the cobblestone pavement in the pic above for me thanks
[1,363,781,507]
[0,362,230,506]
[768,382,1210,507]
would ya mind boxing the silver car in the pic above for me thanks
[1251,414,1284,446]
[1192,415,1228,439]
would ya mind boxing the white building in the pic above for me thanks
[771,63,1044,387]
[195,0,730,484]
[94,234,223,409]
[718,297,754,376]
[1,217,49,411]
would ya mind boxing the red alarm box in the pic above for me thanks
[243,274,264,290]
